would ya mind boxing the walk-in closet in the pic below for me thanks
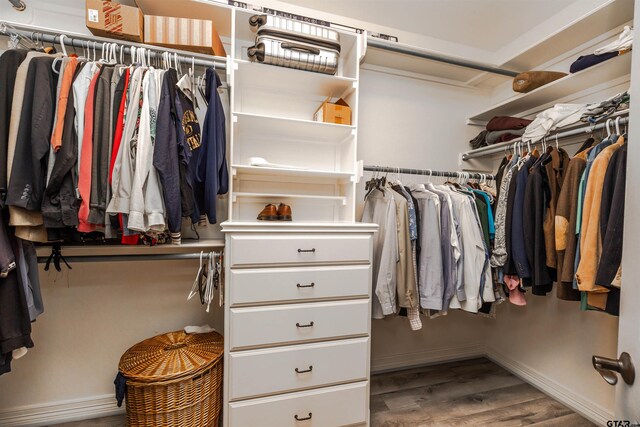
[0,0,638,426]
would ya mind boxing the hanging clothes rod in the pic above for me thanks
[36,253,206,264]
[461,114,629,160]
[0,21,226,69]
[366,37,519,77]
[363,165,495,180]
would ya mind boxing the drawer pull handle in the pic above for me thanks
[295,412,313,421]
[297,282,315,288]
[295,366,313,374]
[296,321,314,328]
[298,248,316,253]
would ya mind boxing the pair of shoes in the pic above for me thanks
[257,203,292,221]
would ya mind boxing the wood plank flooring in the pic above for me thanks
[52,358,594,427]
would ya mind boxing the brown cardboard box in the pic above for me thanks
[314,98,352,125]
[86,0,144,43]
[144,15,226,56]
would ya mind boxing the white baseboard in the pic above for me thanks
[0,347,612,426]
[486,347,613,426]
[371,343,485,373]
[0,394,124,427]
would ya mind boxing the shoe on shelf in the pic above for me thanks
[277,203,292,221]
[257,204,278,221]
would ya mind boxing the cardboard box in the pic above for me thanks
[144,15,226,56]
[86,0,144,43]
[314,98,352,125]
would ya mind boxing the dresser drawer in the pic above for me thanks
[229,382,367,427]
[229,265,370,306]
[230,300,369,350]
[229,234,371,266]
[229,338,369,401]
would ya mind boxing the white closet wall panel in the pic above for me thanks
[357,69,494,371]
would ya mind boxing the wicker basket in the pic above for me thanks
[118,330,224,427]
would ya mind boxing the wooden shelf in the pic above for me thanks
[469,53,631,122]
[232,165,354,182]
[233,192,347,205]
[234,59,357,98]
[234,112,355,144]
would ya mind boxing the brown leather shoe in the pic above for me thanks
[277,203,292,221]
[257,204,278,221]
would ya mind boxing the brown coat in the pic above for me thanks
[543,147,570,271]
[555,149,589,301]
[577,136,625,310]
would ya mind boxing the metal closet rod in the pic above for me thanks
[363,165,496,180]
[367,37,519,77]
[35,252,221,264]
[0,21,226,69]
[462,115,630,160]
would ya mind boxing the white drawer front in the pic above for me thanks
[230,300,369,350]
[229,382,368,427]
[229,338,369,400]
[229,234,371,266]
[229,265,370,306]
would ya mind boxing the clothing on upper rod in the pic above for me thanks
[362,169,499,330]
[491,118,628,316]
[0,39,230,372]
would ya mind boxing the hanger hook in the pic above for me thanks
[59,34,68,56]
[615,117,621,135]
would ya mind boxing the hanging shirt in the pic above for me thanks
[362,187,398,319]
[412,187,444,311]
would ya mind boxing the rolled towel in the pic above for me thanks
[513,71,567,93]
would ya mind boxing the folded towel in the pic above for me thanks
[469,130,489,149]
[485,128,525,145]
[486,116,532,131]
[513,71,567,93]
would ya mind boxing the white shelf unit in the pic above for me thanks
[468,52,631,122]
[228,8,362,224]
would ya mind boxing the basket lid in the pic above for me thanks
[119,331,223,382]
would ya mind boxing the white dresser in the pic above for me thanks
[221,222,377,427]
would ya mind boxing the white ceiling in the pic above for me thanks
[278,0,578,52]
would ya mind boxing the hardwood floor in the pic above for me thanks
[52,358,594,427]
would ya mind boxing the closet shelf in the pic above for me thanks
[234,59,357,97]
[468,53,631,123]
[35,239,225,258]
[232,165,354,182]
[500,0,634,71]
[233,192,348,205]
[233,112,356,143]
